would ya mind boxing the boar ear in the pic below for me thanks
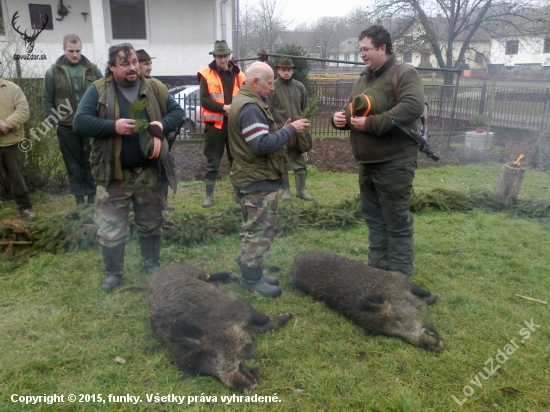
[169,318,204,348]
[359,294,386,311]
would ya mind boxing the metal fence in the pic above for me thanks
[172,82,550,139]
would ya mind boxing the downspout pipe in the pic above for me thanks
[221,0,229,40]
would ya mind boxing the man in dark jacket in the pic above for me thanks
[42,34,103,206]
[267,56,313,201]
[198,40,244,208]
[74,43,184,292]
[332,25,425,277]
[228,61,309,297]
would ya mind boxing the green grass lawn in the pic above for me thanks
[1,164,549,411]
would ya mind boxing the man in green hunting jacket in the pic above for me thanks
[73,43,184,292]
[42,34,103,206]
[332,25,425,277]
[0,79,34,220]
[267,56,314,201]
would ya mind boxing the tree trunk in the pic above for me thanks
[494,164,525,207]
[443,71,454,85]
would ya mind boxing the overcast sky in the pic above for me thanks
[240,0,370,29]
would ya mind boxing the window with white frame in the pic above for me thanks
[420,52,430,62]
[544,38,550,53]
[505,40,519,55]
[110,0,146,40]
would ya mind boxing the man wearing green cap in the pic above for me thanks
[42,33,103,206]
[267,56,314,201]
[332,25,425,278]
[136,49,155,79]
[198,40,244,208]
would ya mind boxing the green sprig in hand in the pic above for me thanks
[129,99,149,133]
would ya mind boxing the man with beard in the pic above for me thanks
[332,25,425,278]
[74,43,184,292]
[42,34,103,206]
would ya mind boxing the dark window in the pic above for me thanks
[404,52,412,63]
[475,52,484,64]
[505,40,519,55]
[0,5,4,35]
[544,38,550,54]
[344,53,350,61]
[421,52,430,62]
[110,0,146,40]
[29,4,53,30]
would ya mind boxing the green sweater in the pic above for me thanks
[42,55,103,126]
[336,54,425,163]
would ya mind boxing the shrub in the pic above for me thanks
[470,114,488,127]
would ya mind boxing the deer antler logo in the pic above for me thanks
[11,11,49,54]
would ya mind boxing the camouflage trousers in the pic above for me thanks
[95,166,164,247]
[237,190,279,269]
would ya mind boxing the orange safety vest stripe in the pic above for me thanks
[198,67,244,129]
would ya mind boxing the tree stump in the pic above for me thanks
[494,164,525,207]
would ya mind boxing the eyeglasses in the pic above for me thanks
[358,47,378,55]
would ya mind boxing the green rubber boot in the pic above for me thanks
[295,170,314,201]
[139,235,161,276]
[202,184,215,208]
[240,265,281,297]
[101,243,125,292]
[281,174,291,201]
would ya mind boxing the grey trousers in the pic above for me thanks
[359,153,417,277]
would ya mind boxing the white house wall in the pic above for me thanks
[1,0,234,78]
[490,36,550,66]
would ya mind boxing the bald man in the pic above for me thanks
[227,62,309,297]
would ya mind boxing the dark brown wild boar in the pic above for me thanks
[147,262,292,392]
[292,251,443,352]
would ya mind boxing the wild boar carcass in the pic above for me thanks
[147,262,292,392]
[292,251,443,352]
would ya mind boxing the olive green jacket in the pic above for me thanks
[88,75,176,191]
[266,77,311,152]
[334,54,425,163]
[0,79,30,147]
[228,86,285,189]
[42,55,103,126]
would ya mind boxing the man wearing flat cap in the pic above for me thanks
[137,49,155,79]
[267,56,314,201]
[332,25,425,278]
[197,40,244,207]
